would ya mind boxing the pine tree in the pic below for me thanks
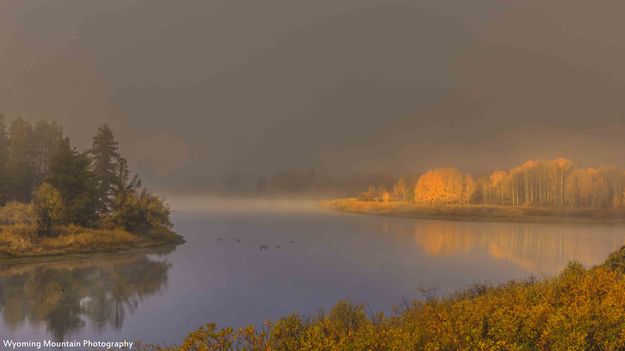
[89,124,121,215]
[48,137,97,226]
[114,157,141,198]
[0,114,10,204]
[32,120,63,184]
[7,117,35,202]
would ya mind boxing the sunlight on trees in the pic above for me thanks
[358,158,625,209]
[391,178,408,201]
[414,167,473,205]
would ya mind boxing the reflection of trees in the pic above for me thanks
[413,221,625,273]
[0,247,174,341]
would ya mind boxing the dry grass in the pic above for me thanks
[322,198,625,223]
[0,224,180,259]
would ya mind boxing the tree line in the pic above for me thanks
[361,157,625,208]
[0,114,171,236]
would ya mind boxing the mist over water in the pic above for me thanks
[164,196,324,214]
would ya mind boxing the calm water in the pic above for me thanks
[3,203,625,346]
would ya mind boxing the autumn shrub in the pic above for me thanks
[108,189,173,236]
[269,314,305,351]
[0,224,36,255]
[32,182,64,236]
[601,248,625,274]
[152,246,625,351]
[0,201,34,225]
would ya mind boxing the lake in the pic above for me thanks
[2,201,625,346]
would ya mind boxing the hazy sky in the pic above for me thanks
[2,0,625,192]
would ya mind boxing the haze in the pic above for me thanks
[2,0,625,194]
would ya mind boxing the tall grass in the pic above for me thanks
[0,224,176,258]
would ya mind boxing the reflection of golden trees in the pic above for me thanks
[0,247,174,341]
[412,222,475,256]
[413,222,625,273]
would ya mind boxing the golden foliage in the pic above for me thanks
[359,157,625,209]
[0,201,34,225]
[381,191,391,203]
[414,167,474,205]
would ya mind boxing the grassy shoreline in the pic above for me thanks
[322,198,625,224]
[0,224,184,260]
[145,246,625,350]
[0,241,182,266]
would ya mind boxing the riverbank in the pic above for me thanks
[145,245,625,350]
[0,224,184,260]
[322,198,625,224]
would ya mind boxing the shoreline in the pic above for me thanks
[322,198,625,225]
[142,245,625,350]
[0,227,185,262]
[0,238,183,266]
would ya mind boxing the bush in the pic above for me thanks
[270,314,305,351]
[0,201,34,225]
[0,225,36,255]
[32,183,64,237]
[108,189,172,236]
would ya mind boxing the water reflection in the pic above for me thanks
[413,221,625,273]
[4,211,625,345]
[0,246,175,341]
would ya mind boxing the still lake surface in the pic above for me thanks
[2,200,625,346]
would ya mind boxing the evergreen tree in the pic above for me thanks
[0,116,172,235]
[0,114,10,204]
[89,124,121,215]
[32,120,63,184]
[89,124,142,218]
[48,137,97,226]
[7,117,35,202]
[114,157,141,198]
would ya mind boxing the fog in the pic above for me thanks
[165,196,322,214]
[2,0,625,193]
